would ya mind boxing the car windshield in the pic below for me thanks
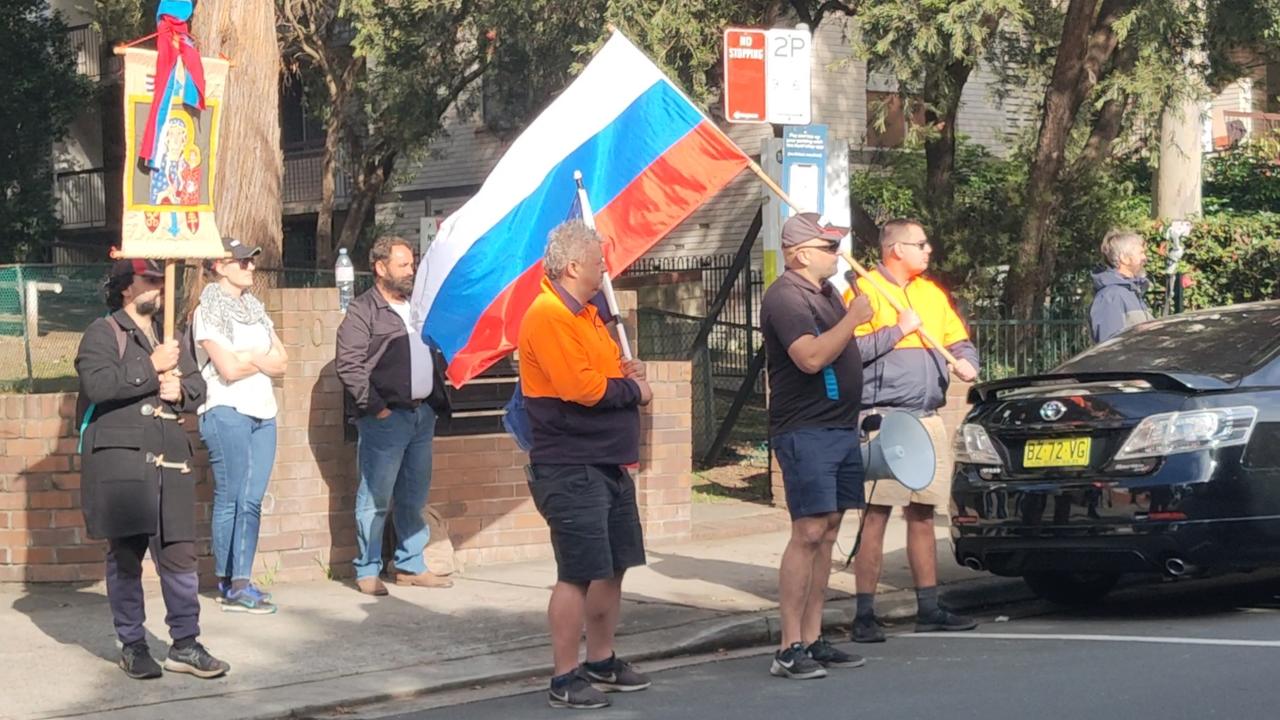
[1055,302,1280,382]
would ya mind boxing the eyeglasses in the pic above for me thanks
[897,240,931,250]
[223,257,255,270]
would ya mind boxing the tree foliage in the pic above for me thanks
[0,1,90,261]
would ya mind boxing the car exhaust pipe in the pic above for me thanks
[1165,557,1195,577]
[962,555,985,572]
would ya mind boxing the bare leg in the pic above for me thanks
[904,503,938,588]
[801,513,842,643]
[853,505,892,595]
[779,515,829,649]
[548,580,589,676]
[584,572,625,663]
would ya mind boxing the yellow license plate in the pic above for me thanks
[1023,437,1092,468]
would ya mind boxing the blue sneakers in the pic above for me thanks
[219,582,277,614]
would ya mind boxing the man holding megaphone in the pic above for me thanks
[845,219,980,643]
[760,213,875,680]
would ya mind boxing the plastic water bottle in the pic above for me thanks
[335,248,355,313]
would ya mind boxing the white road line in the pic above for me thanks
[901,632,1280,648]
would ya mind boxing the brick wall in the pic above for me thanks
[769,381,975,509]
[0,288,692,584]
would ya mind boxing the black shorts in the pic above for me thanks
[528,464,647,583]
[773,427,866,520]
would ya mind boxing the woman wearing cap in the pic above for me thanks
[186,236,286,614]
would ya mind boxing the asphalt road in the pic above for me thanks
[335,573,1280,720]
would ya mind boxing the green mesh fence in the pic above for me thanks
[0,264,373,392]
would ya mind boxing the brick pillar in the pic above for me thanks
[635,361,693,543]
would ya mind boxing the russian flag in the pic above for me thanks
[411,31,750,387]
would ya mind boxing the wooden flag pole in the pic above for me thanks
[163,260,177,343]
[744,158,959,366]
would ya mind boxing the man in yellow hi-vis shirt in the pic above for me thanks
[845,219,980,643]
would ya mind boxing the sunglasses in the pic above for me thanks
[799,241,840,254]
[221,257,256,270]
[897,240,931,250]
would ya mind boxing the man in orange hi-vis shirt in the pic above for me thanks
[518,220,654,710]
[844,218,981,643]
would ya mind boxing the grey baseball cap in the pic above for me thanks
[781,212,847,248]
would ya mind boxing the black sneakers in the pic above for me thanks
[806,636,866,668]
[583,656,651,692]
[769,642,827,679]
[852,615,887,643]
[548,669,610,709]
[915,609,979,633]
[119,641,162,680]
[164,641,231,678]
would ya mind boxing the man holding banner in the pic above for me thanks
[518,221,654,709]
[848,219,980,642]
[761,213,874,680]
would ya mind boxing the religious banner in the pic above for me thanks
[120,47,229,258]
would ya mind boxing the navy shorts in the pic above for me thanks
[527,464,647,583]
[774,427,866,520]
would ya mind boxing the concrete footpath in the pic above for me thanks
[1,508,1029,720]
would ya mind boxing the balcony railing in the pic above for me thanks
[1217,111,1280,149]
[67,24,104,80]
[282,147,353,207]
[56,169,108,229]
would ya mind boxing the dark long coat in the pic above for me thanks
[75,309,205,541]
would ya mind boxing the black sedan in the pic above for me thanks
[950,300,1280,604]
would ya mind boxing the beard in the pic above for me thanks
[386,275,415,297]
[136,298,161,316]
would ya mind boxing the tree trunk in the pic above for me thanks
[922,60,973,264]
[1075,42,1138,172]
[192,0,284,269]
[1004,0,1131,320]
[334,152,398,258]
[315,112,341,268]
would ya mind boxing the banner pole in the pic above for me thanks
[742,160,959,366]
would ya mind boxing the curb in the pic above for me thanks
[60,576,1032,720]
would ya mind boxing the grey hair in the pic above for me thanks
[1100,230,1144,268]
[543,221,600,280]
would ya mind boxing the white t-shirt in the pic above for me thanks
[387,298,434,400]
[193,306,279,419]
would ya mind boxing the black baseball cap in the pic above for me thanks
[221,235,262,261]
[109,258,164,281]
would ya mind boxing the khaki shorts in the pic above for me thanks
[862,412,954,508]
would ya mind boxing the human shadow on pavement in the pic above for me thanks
[11,583,163,663]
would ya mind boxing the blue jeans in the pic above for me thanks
[354,404,436,579]
[200,405,277,581]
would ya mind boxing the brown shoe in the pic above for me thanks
[356,576,389,596]
[394,571,454,588]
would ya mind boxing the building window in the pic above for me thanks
[280,76,324,150]
[866,91,926,148]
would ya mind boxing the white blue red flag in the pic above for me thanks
[411,31,750,387]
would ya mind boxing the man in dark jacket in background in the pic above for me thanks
[1090,229,1154,342]
[76,258,229,680]
[336,236,453,596]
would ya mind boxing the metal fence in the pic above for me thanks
[0,264,373,392]
[625,255,767,465]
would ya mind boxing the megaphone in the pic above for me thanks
[860,411,936,492]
